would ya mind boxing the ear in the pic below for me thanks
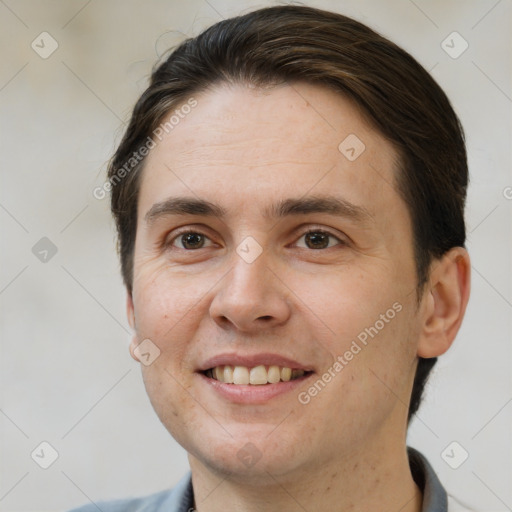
[417,247,471,358]
[126,291,140,362]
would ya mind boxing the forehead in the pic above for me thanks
[138,82,403,225]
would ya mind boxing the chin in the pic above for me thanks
[186,428,308,481]
[194,448,299,484]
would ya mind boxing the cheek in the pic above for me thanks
[132,260,203,336]
[345,300,418,418]
[292,264,396,338]
[299,267,416,392]
[140,363,198,445]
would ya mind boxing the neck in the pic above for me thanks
[188,438,422,512]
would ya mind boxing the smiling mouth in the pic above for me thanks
[202,365,313,385]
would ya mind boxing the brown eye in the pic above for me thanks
[305,231,329,249]
[180,233,205,249]
[169,231,213,250]
[296,229,345,250]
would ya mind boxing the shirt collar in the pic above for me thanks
[408,446,448,512]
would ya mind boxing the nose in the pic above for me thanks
[209,247,292,333]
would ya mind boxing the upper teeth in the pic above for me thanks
[207,365,305,385]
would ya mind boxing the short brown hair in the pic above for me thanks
[108,5,468,421]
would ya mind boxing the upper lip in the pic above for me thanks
[197,353,314,372]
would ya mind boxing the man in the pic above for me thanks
[74,5,471,511]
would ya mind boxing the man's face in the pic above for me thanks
[128,82,423,480]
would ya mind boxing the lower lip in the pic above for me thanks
[197,372,314,404]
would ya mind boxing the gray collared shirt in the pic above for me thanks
[69,447,471,511]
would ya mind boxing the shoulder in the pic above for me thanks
[67,472,193,512]
[68,488,172,512]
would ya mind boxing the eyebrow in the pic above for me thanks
[144,195,374,226]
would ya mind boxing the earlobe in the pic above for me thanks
[126,291,140,362]
[417,247,471,359]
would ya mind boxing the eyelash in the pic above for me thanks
[164,227,347,251]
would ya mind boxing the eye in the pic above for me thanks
[167,230,214,250]
[295,229,346,250]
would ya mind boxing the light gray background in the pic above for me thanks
[1,1,510,511]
